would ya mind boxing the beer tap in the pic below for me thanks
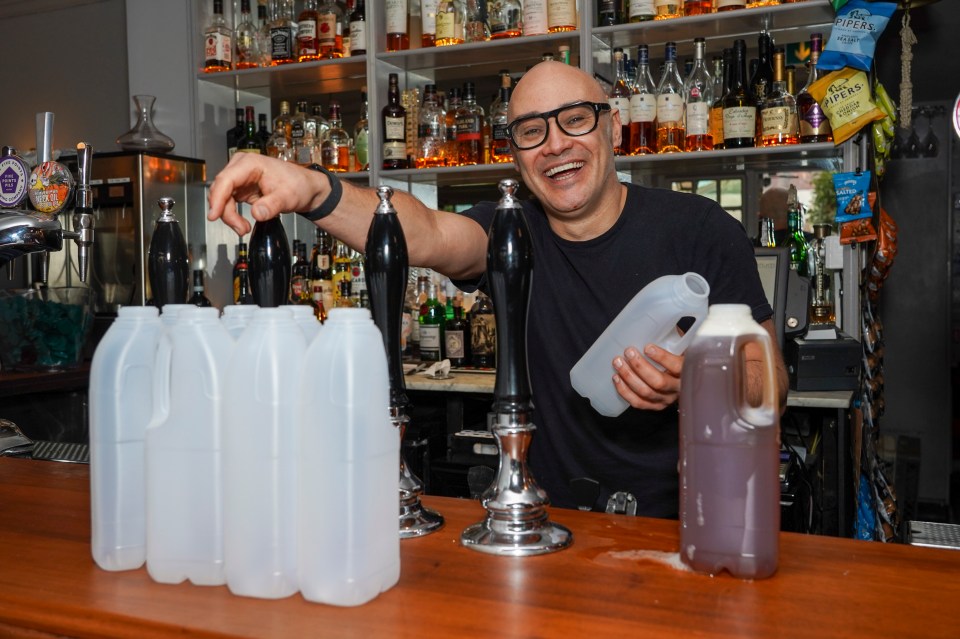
[365,185,444,538]
[62,142,95,283]
[461,179,572,556]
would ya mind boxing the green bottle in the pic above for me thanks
[418,281,445,362]
[785,185,808,277]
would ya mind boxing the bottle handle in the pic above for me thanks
[147,332,173,430]
[658,311,706,355]
[735,331,778,429]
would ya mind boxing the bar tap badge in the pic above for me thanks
[0,147,29,209]
[28,113,75,215]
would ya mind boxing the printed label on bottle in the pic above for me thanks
[761,106,796,136]
[445,330,465,359]
[317,15,336,46]
[355,129,368,166]
[205,32,232,63]
[629,93,657,122]
[470,315,496,356]
[715,0,746,7]
[723,105,757,139]
[800,103,830,136]
[384,116,405,141]
[608,97,631,124]
[271,27,294,59]
[350,21,366,52]
[456,114,481,140]
[522,0,548,35]
[630,0,655,18]
[420,324,442,352]
[383,141,406,160]
[686,102,710,135]
[421,0,439,33]
[547,0,576,28]
[385,0,408,33]
[436,12,458,39]
[299,20,318,39]
[657,93,684,123]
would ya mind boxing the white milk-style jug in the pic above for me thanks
[286,303,321,343]
[221,304,259,339]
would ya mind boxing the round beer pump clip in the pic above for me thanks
[0,146,30,208]
[27,112,75,215]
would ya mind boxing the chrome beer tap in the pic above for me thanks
[460,178,572,556]
[63,142,95,283]
[365,185,444,538]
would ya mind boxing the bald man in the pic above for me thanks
[207,61,786,517]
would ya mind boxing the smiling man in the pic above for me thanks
[207,61,786,517]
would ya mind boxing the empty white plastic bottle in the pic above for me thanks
[223,307,305,599]
[287,303,321,343]
[298,308,400,606]
[145,306,233,586]
[679,304,780,579]
[221,304,259,339]
[89,306,163,571]
[570,272,710,417]
[158,303,194,326]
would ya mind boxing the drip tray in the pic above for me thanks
[906,521,960,550]
[31,440,89,464]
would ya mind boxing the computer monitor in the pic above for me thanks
[754,247,789,349]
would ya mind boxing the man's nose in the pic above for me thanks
[539,118,572,154]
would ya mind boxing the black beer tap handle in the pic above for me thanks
[365,185,410,411]
[487,179,533,416]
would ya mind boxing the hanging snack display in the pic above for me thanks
[833,170,877,244]
[809,68,886,145]
[871,79,898,177]
[819,0,897,72]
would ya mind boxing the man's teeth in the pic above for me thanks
[545,162,584,177]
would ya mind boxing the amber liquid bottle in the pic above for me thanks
[656,41,685,154]
[797,33,833,144]
[233,242,252,304]
[630,44,658,155]
[722,39,757,149]
[456,82,484,166]
[382,73,408,169]
[203,0,232,73]
[297,0,321,62]
[385,0,410,51]
[609,48,632,155]
[760,47,800,147]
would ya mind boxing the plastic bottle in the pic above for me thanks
[145,306,233,586]
[287,303,321,343]
[678,304,780,579]
[221,304,259,339]
[298,307,400,606]
[88,306,163,571]
[223,307,305,599]
[569,272,710,417]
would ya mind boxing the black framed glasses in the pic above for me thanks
[506,101,612,151]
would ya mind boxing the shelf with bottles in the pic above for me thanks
[590,0,835,57]
[613,140,842,175]
[196,55,368,94]
[380,161,518,187]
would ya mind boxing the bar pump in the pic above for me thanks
[460,179,572,556]
[365,185,444,538]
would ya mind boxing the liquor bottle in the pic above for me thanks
[797,33,833,144]
[469,291,495,368]
[249,218,292,308]
[256,1,272,67]
[349,0,366,55]
[354,86,369,171]
[317,0,344,59]
[629,0,656,22]
[598,0,620,26]
[254,114,270,150]
[273,100,293,144]
[421,0,440,46]
[341,0,353,56]
[456,82,484,166]
[715,0,747,11]
[683,0,713,15]
[350,249,368,308]
[311,283,328,323]
[655,0,682,20]
[784,185,809,276]
[684,37,713,152]
[233,242,252,304]
[310,103,330,145]
[444,87,462,166]
[331,239,353,306]
[203,0,232,73]
[321,101,351,172]
[464,0,490,42]
[334,278,357,308]
[760,47,800,147]
[310,228,335,312]
[237,106,265,154]
[226,107,244,160]
[418,281,445,362]
[629,44,658,155]
[609,48,632,156]
[708,52,729,151]
[522,0,548,36]
[382,73,408,169]
[386,0,410,51]
[547,0,577,32]
[444,293,471,367]
[758,217,776,248]
[722,39,757,149]
[270,0,298,66]
[748,0,780,8]
[289,241,311,304]
[749,32,775,119]
[290,101,311,165]
[656,42,685,154]
[490,84,512,163]
[189,270,213,307]
[489,0,522,38]
[296,0,320,61]
[235,0,259,70]
[266,118,293,161]
[416,84,447,168]
[436,0,465,46]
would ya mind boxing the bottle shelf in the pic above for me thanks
[614,141,842,174]
[591,0,835,54]
[196,55,368,95]
[379,162,518,187]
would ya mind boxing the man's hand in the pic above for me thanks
[207,153,331,236]
[612,344,684,412]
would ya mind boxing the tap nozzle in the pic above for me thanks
[72,142,95,283]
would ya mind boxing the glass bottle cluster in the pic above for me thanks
[596,0,812,25]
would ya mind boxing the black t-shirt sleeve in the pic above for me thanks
[449,201,497,293]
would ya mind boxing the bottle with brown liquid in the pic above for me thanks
[456,82,484,166]
[609,48,632,155]
[630,44,658,155]
[385,0,410,51]
[203,0,232,73]
[656,41,685,153]
[297,0,321,61]
[382,74,408,169]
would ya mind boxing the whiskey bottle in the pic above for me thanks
[418,281,445,362]
[256,1,272,67]
[444,87,462,166]
[490,84,513,163]
[309,228,335,312]
[444,293,471,367]
[684,37,713,152]
[489,0,522,38]
[598,0,620,25]
[226,107,244,160]
[189,270,212,307]
[436,0,465,46]
[386,0,410,51]
[270,0,298,66]
[353,87,369,171]
[628,0,655,22]
[522,0,548,36]
[311,283,328,323]
[655,0,682,20]
[715,0,747,11]
[548,0,577,32]
[382,73,408,169]
[297,0,321,61]
[656,41,685,154]
[469,291,496,368]
[289,241,311,304]
[421,0,440,46]
[629,44,658,155]
[708,51,729,151]
[235,0,260,70]
[416,84,447,168]
[456,82,485,166]
[321,101,351,172]
[722,39,757,149]
[464,0,490,42]
[349,0,366,56]
[233,242,252,304]
[316,0,344,59]
[797,33,833,144]
[331,239,353,306]
[760,47,799,147]
[609,48,632,156]
[683,0,713,15]
[291,101,311,165]
[203,0,232,73]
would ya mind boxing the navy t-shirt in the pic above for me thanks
[454,182,772,517]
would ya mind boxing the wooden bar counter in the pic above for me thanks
[0,457,957,638]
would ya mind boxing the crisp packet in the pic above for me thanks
[809,68,886,144]
[834,172,877,245]
[819,0,897,72]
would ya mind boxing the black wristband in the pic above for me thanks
[298,163,343,222]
